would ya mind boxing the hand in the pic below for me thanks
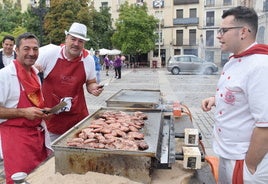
[201,97,215,112]
[21,107,50,120]
[88,83,104,96]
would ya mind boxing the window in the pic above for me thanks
[176,30,183,46]
[206,30,214,47]
[176,9,183,18]
[223,0,232,6]
[206,11,214,26]
[184,49,198,56]
[205,50,214,62]
[189,29,196,45]
[206,0,215,6]
[264,0,268,11]
[156,31,163,44]
[189,8,197,18]
[101,2,108,8]
[153,0,164,8]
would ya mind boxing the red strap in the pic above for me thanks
[230,44,268,58]
[14,60,44,108]
[232,160,244,184]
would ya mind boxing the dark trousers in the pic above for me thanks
[115,66,121,78]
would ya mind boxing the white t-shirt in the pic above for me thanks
[214,46,268,160]
[2,52,16,67]
[36,44,96,81]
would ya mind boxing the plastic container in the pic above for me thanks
[11,172,29,184]
[173,101,182,117]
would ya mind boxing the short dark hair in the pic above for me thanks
[2,35,15,44]
[222,6,258,36]
[16,32,40,48]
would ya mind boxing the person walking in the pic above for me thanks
[35,22,103,142]
[113,54,122,79]
[0,35,16,69]
[94,50,101,84]
[104,54,111,76]
[201,6,268,184]
[0,32,52,184]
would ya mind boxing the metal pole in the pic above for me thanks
[158,1,161,67]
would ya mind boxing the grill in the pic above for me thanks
[52,89,177,184]
[105,89,162,109]
[52,107,175,184]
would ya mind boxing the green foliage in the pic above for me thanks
[0,0,23,33]
[89,6,114,50]
[111,2,158,55]
[43,0,92,46]
[0,0,113,50]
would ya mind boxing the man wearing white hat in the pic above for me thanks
[36,22,103,142]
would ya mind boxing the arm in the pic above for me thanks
[0,106,48,121]
[86,79,103,96]
[245,127,268,174]
[201,96,215,112]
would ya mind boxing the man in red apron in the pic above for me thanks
[0,33,52,184]
[36,22,103,142]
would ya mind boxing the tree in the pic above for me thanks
[89,6,114,50]
[0,0,24,33]
[43,0,92,47]
[111,2,158,56]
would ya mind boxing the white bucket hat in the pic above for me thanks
[64,22,90,41]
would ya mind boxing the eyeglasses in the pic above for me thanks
[217,27,244,36]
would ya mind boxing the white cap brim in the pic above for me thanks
[65,30,90,41]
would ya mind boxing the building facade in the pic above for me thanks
[3,0,267,67]
[94,0,268,67]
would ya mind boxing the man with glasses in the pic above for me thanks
[202,6,268,184]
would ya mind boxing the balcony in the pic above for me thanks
[173,17,199,25]
[174,0,199,5]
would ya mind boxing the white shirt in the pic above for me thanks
[213,44,268,160]
[36,44,96,80]
[0,62,52,150]
[2,52,15,67]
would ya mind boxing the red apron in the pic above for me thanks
[42,56,88,134]
[0,86,48,184]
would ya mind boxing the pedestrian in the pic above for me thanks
[104,54,111,76]
[0,32,53,184]
[201,6,268,184]
[0,35,16,69]
[113,54,122,79]
[35,22,104,142]
[94,50,101,84]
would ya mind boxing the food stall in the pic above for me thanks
[26,89,216,184]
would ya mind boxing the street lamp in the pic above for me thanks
[155,0,163,67]
[31,0,49,46]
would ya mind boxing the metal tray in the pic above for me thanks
[51,107,164,184]
[105,89,162,109]
[52,107,163,157]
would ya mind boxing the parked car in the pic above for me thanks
[167,55,218,75]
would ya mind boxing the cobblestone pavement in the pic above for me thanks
[0,67,220,183]
[85,67,220,156]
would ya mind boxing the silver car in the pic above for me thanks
[167,55,218,75]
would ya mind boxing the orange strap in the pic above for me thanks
[205,156,219,183]
[232,160,244,184]
[14,60,44,108]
